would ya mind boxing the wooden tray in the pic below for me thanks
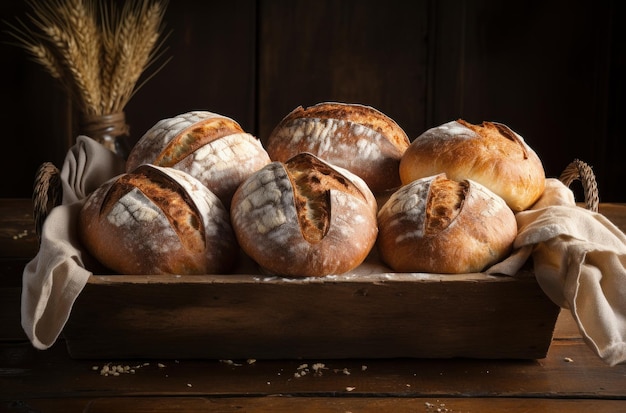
[55,159,599,361]
[62,254,560,360]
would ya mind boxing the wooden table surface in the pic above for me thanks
[1,198,625,412]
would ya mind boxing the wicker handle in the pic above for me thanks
[559,159,599,212]
[33,162,62,242]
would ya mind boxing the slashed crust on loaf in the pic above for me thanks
[267,102,410,194]
[153,117,243,166]
[230,153,378,277]
[425,177,467,237]
[399,119,545,212]
[284,102,409,149]
[102,165,205,253]
[284,152,368,243]
[126,111,271,207]
[458,119,529,160]
[377,173,516,273]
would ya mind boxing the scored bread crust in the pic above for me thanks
[230,153,378,277]
[266,102,410,194]
[377,174,517,274]
[399,119,545,212]
[79,164,237,275]
[126,111,271,206]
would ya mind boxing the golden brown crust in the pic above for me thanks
[126,111,271,207]
[285,152,370,243]
[79,165,237,275]
[102,166,206,254]
[399,119,545,212]
[266,102,410,194]
[377,174,517,274]
[230,153,378,277]
[153,117,243,166]
[281,102,409,149]
[425,178,466,236]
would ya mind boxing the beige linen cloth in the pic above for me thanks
[21,137,626,365]
[22,136,125,349]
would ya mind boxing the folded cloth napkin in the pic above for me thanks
[21,139,626,365]
[487,178,626,366]
[22,136,125,349]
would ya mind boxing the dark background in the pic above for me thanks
[1,0,624,201]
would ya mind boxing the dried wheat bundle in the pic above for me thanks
[5,0,169,116]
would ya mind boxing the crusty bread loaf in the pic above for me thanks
[230,152,378,277]
[377,174,517,274]
[399,119,545,212]
[78,164,237,275]
[126,111,271,207]
[266,102,410,194]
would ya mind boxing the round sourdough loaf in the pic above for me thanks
[399,119,545,212]
[78,164,237,275]
[265,102,410,194]
[377,174,517,274]
[230,152,378,277]
[126,111,271,207]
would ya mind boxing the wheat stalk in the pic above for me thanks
[4,0,169,117]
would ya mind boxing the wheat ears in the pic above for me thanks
[5,0,170,116]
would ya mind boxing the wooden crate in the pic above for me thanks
[62,255,560,360]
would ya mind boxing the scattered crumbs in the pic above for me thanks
[94,361,172,377]
[406,383,411,387]
[361,365,368,371]
[95,363,138,376]
[186,383,192,387]
[220,359,243,367]
[424,401,450,412]
[267,381,271,385]
[312,363,327,375]
[247,358,257,365]
[12,229,29,240]
[294,363,308,378]
[294,362,327,378]
[564,357,574,363]
[345,386,356,392]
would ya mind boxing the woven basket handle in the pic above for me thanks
[559,159,599,212]
[33,162,62,242]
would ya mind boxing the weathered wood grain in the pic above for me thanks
[3,397,626,413]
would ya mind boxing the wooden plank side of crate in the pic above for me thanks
[62,271,560,360]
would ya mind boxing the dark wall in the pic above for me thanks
[1,0,623,201]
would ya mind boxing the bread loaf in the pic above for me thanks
[377,174,517,274]
[266,102,410,194]
[230,152,378,277]
[399,120,545,212]
[78,164,237,275]
[127,111,271,207]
